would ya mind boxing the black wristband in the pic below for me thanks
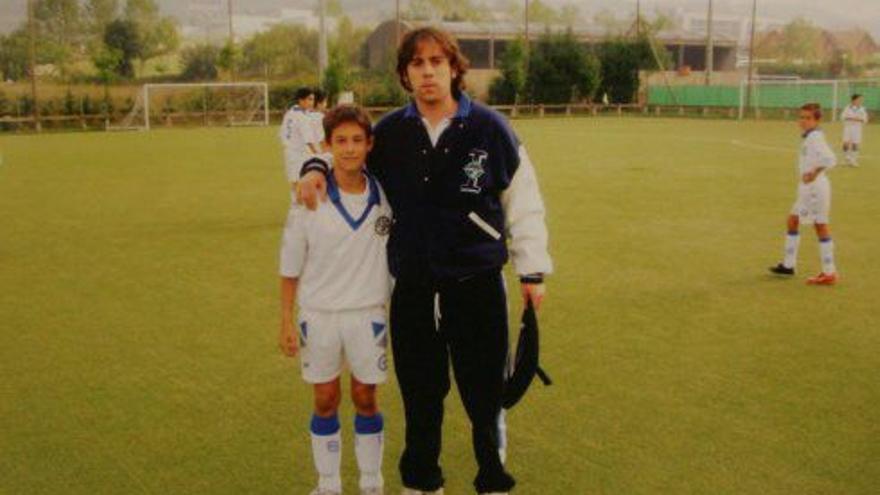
[520,274,544,284]
[300,157,330,178]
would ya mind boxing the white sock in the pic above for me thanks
[783,232,800,269]
[820,238,836,274]
[497,409,508,465]
[354,413,384,490]
[310,414,342,492]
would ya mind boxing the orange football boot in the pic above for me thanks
[806,272,838,285]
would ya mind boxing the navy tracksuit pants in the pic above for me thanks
[390,269,515,493]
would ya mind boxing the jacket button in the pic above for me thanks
[424,177,430,182]
[421,149,427,155]
[444,148,449,153]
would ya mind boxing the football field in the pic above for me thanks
[1,116,878,494]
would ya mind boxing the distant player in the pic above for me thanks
[279,105,391,495]
[311,88,329,151]
[279,87,321,187]
[770,103,839,285]
[841,94,868,166]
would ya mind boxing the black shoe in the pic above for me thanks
[769,263,795,275]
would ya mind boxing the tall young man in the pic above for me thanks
[770,103,839,285]
[841,94,869,166]
[297,27,552,495]
[279,87,321,187]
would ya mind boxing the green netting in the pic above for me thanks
[647,81,880,111]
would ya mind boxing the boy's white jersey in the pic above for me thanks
[279,106,318,181]
[799,128,837,178]
[841,105,868,128]
[280,172,392,312]
[841,105,868,144]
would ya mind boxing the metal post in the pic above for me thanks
[264,83,270,126]
[28,0,41,132]
[636,0,641,38]
[144,84,151,130]
[228,0,236,81]
[705,0,714,85]
[745,0,758,116]
[832,80,839,122]
[318,0,328,83]
[738,78,745,120]
[395,0,401,46]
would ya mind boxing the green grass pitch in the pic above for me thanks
[1,117,879,494]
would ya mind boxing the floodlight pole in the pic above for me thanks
[318,0,328,83]
[636,0,641,38]
[227,0,236,81]
[28,0,41,132]
[745,0,758,115]
[524,0,530,60]
[705,0,714,85]
[395,0,401,45]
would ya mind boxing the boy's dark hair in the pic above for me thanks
[852,94,862,102]
[294,87,314,104]
[322,105,373,142]
[314,88,328,104]
[801,102,822,120]
[396,26,469,97]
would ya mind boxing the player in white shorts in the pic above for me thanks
[770,103,839,285]
[841,94,868,166]
[279,105,392,495]
[279,87,321,188]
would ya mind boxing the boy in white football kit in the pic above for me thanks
[841,94,868,166]
[279,105,392,495]
[770,103,839,285]
[280,87,322,186]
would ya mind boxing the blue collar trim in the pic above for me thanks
[403,93,472,120]
[326,171,381,231]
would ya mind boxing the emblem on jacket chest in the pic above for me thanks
[461,149,489,194]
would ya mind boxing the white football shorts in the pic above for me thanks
[297,306,388,384]
[843,125,863,144]
[791,177,831,224]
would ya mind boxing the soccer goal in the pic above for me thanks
[109,82,270,131]
[739,78,880,120]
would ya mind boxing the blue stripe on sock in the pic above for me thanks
[820,237,833,243]
[354,413,384,434]
[787,231,799,236]
[311,414,340,436]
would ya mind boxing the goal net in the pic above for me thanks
[740,78,880,120]
[108,82,270,131]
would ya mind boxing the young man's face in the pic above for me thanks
[327,122,373,173]
[298,95,315,110]
[798,110,819,132]
[406,38,456,105]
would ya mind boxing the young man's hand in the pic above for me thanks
[279,324,299,357]
[521,283,546,311]
[295,171,328,210]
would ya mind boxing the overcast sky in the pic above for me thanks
[1,0,878,38]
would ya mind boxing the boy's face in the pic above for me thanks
[798,110,819,132]
[298,95,315,110]
[406,38,456,105]
[327,122,373,173]
[854,97,864,107]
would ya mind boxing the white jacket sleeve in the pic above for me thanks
[501,145,553,277]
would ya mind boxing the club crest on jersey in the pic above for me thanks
[461,149,489,194]
[375,215,392,236]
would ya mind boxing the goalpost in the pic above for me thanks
[109,82,270,131]
[739,78,880,121]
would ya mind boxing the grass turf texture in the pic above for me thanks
[1,118,878,494]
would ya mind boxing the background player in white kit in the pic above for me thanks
[279,88,322,187]
[279,105,392,495]
[841,94,868,167]
[770,103,839,285]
